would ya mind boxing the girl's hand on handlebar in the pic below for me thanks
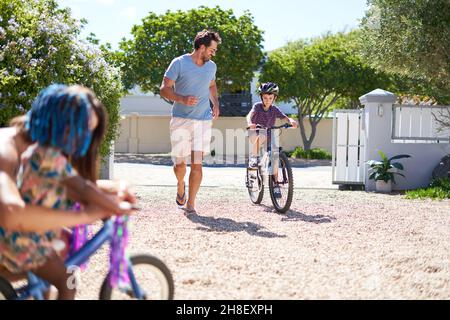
[117,180,137,204]
[118,201,141,212]
[113,199,139,216]
[85,203,113,219]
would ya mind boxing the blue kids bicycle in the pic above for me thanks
[0,211,174,300]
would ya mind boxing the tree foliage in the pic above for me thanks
[117,6,264,95]
[360,0,450,104]
[260,32,389,150]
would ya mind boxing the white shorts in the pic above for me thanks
[170,117,212,162]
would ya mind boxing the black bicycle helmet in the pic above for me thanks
[257,82,279,96]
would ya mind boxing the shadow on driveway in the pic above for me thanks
[185,212,286,238]
[260,205,336,224]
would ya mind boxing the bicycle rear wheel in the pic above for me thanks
[246,167,264,204]
[0,276,17,300]
[99,254,174,300]
[269,152,294,213]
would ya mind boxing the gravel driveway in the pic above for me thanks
[73,156,449,300]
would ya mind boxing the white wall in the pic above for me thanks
[360,89,450,191]
[120,95,171,116]
[115,115,333,155]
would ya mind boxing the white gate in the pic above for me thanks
[332,109,365,185]
[391,104,450,143]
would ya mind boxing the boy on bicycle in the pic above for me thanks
[246,82,298,197]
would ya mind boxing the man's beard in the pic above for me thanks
[202,54,210,63]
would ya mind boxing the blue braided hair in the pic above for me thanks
[25,84,94,158]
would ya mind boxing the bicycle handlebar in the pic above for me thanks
[100,201,140,223]
[271,123,293,129]
[246,123,293,130]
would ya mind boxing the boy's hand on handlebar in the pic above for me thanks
[289,118,298,128]
[247,123,257,129]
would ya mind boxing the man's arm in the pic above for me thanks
[209,80,220,120]
[160,77,198,106]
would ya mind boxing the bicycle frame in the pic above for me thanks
[12,218,144,300]
[247,123,291,177]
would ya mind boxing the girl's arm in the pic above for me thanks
[0,172,109,232]
[96,179,137,204]
[63,176,129,215]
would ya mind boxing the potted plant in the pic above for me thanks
[367,151,411,193]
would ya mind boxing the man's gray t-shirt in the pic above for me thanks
[164,54,217,120]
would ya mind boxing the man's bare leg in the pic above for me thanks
[174,158,187,205]
[186,151,203,211]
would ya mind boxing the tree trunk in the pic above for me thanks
[302,137,312,151]
[297,110,309,150]
[306,121,318,151]
[297,110,319,151]
[294,93,339,152]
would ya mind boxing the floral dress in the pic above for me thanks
[0,144,76,273]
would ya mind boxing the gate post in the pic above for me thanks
[128,112,139,153]
[100,141,115,180]
[359,89,397,191]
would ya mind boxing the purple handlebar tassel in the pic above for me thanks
[109,215,130,289]
[68,203,92,271]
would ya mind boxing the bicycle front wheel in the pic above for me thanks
[269,152,294,213]
[246,167,264,204]
[99,254,174,300]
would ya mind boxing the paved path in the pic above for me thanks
[114,162,338,190]
[78,160,448,300]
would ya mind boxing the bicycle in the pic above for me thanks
[245,123,294,213]
[0,208,174,300]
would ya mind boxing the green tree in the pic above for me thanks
[118,6,264,95]
[0,0,123,157]
[360,0,450,104]
[260,32,389,150]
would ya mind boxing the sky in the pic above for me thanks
[56,0,369,51]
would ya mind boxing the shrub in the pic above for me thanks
[287,147,332,160]
[405,178,450,200]
[0,0,123,157]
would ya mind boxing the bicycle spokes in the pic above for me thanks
[246,168,264,204]
[269,153,294,213]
